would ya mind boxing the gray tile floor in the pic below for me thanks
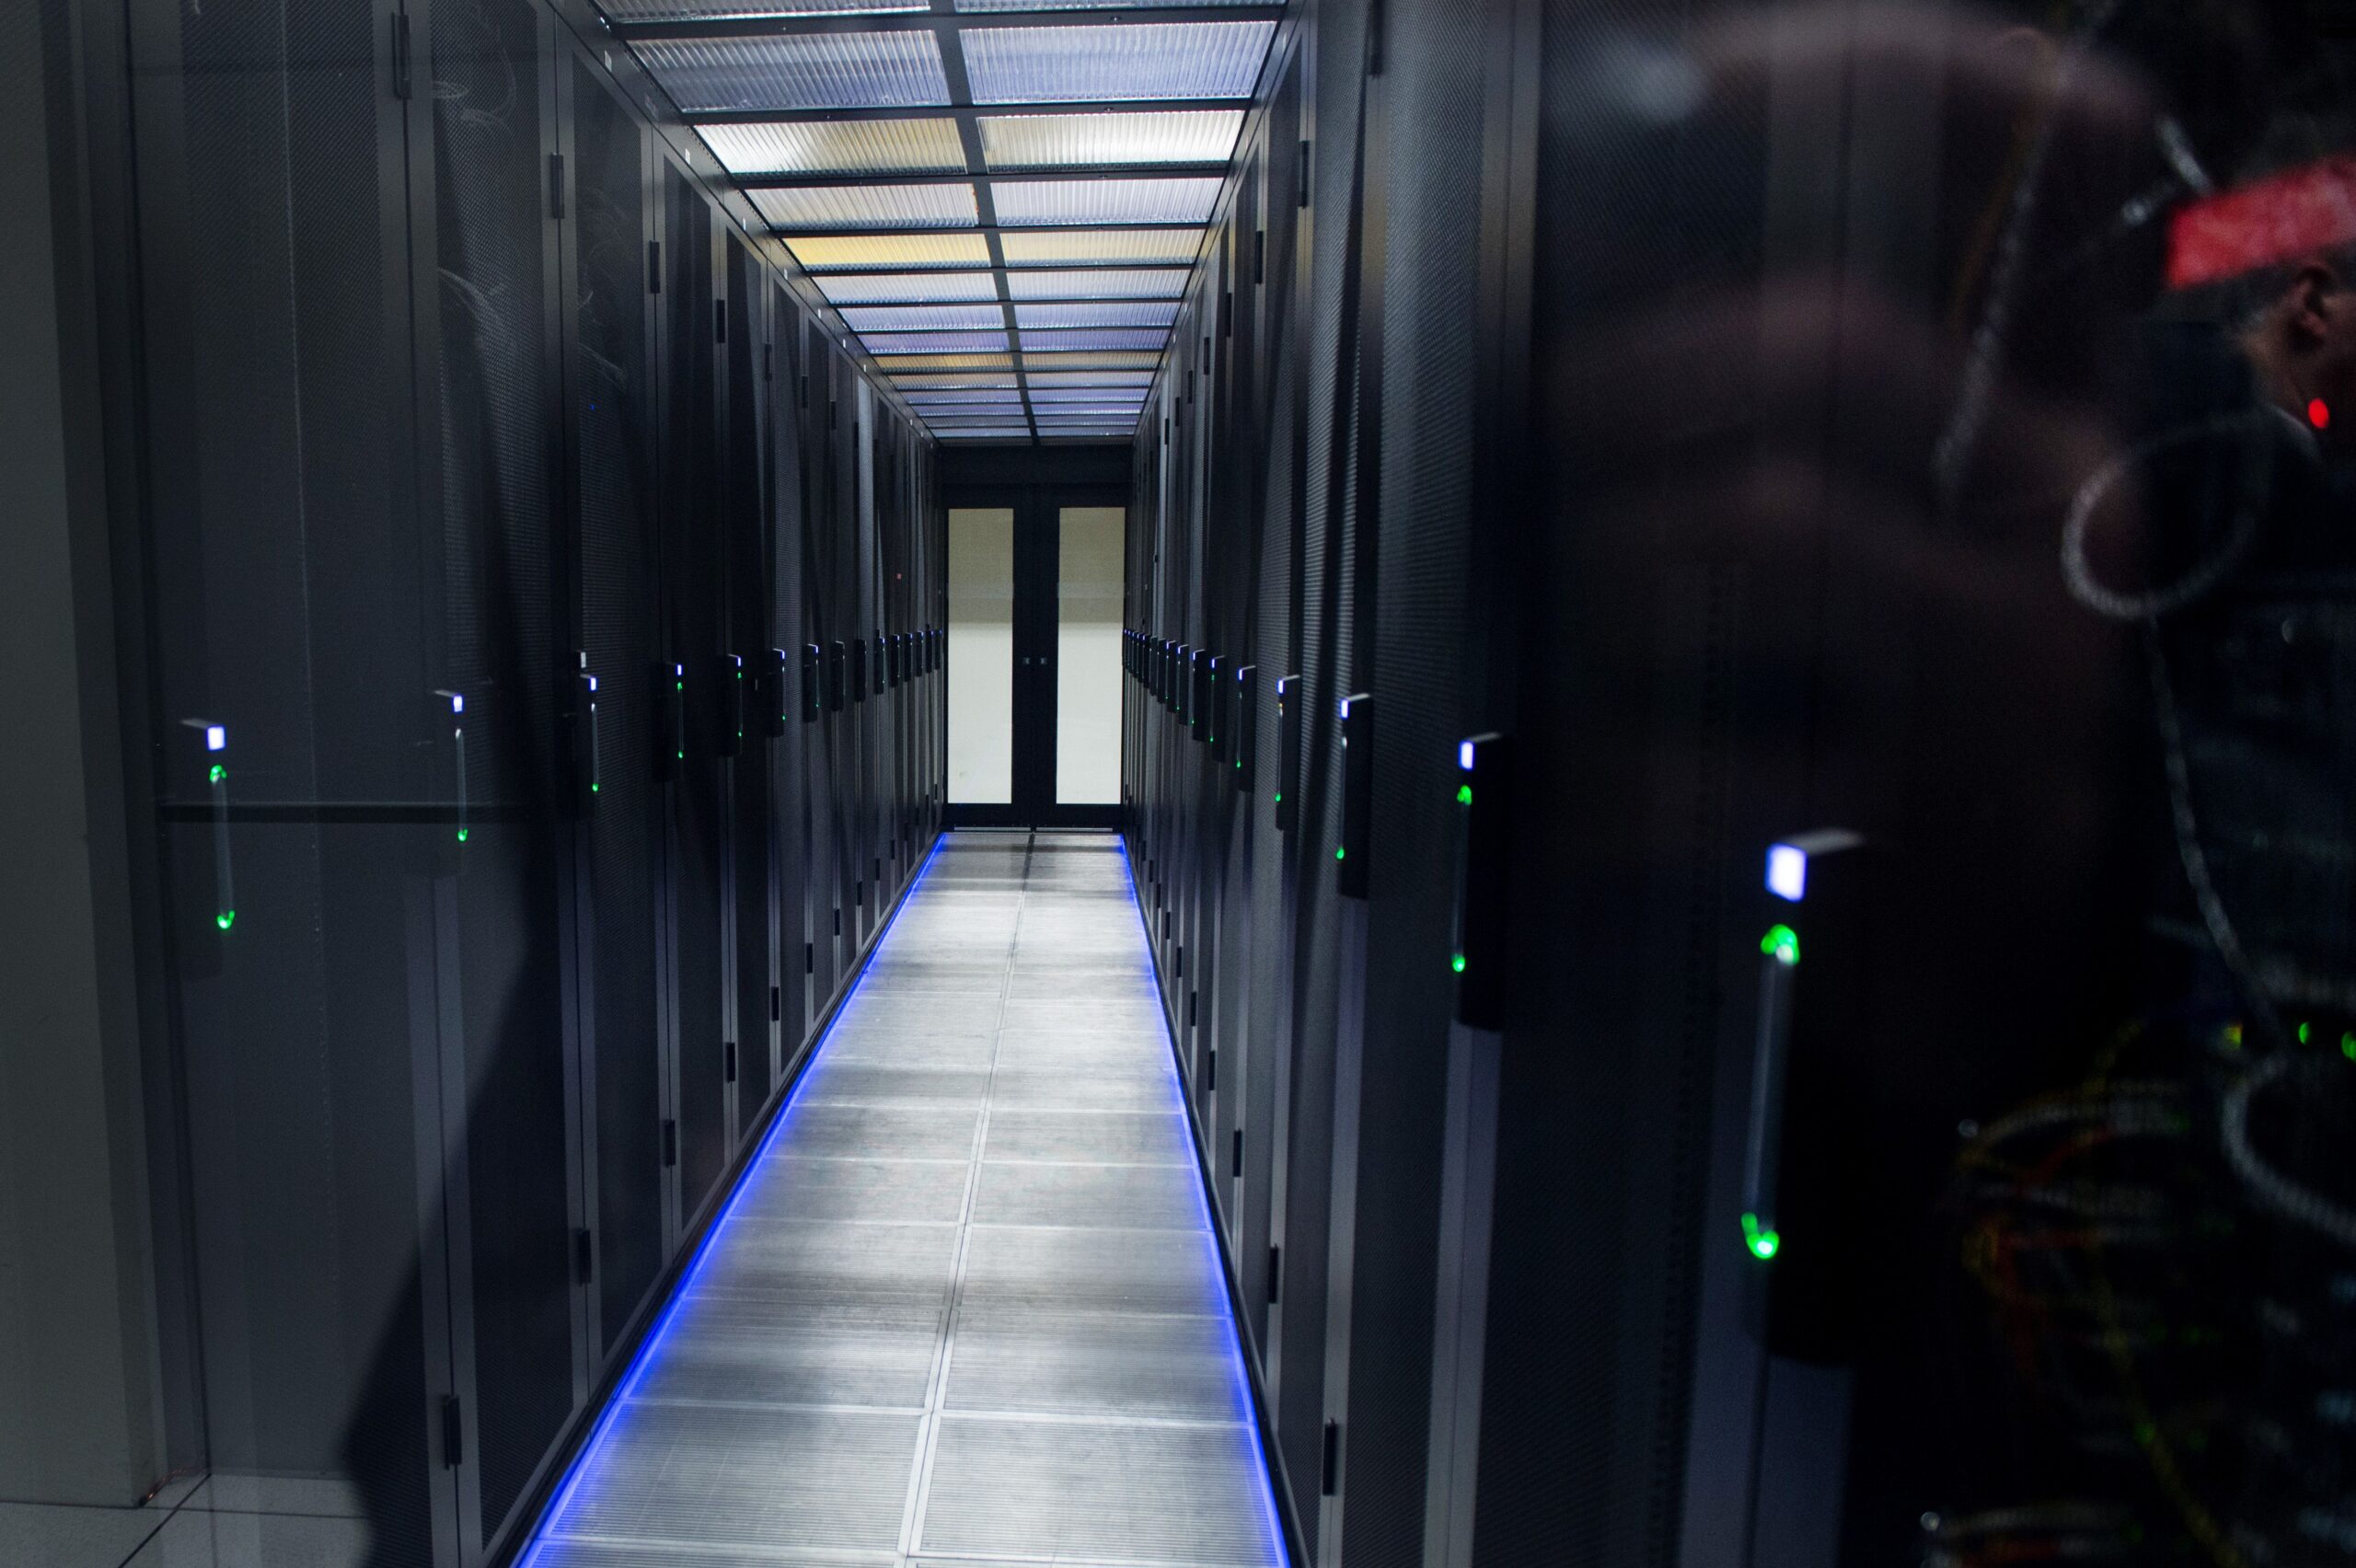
[524,830,1285,1568]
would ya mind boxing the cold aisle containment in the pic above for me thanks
[12,0,2356,1566]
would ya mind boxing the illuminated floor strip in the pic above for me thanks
[522,830,1286,1568]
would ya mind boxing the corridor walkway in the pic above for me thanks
[524,830,1286,1568]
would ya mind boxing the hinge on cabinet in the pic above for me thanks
[548,153,565,220]
[723,1041,737,1083]
[441,1396,463,1469]
[715,298,728,343]
[1299,139,1311,205]
[389,12,412,100]
[805,941,815,973]
[647,240,661,293]
[572,1228,594,1285]
[661,1119,678,1167]
[770,985,780,1021]
[1268,1245,1282,1303]
[1230,1127,1242,1177]
[1321,1419,1342,1495]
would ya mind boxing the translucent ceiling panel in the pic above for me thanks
[633,33,949,113]
[977,110,1243,168]
[1015,328,1167,352]
[1015,300,1178,328]
[961,23,1276,104]
[873,352,1017,371]
[751,183,977,231]
[841,304,1006,331]
[894,372,1022,387]
[906,389,1022,404]
[990,178,1221,226]
[605,0,923,15]
[1005,269,1185,299]
[1021,351,1161,370]
[956,0,1262,9]
[818,271,1002,304]
[937,430,1034,440]
[786,233,991,271]
[1022,369,1155,386]
[697,119,964,176]
[1027,385,1149,400]
[999,229,1200,266]
[862,330,1011,353]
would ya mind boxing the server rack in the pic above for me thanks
[91,2,944,1562]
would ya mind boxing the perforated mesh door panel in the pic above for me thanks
[572,63,667,1353]
[429,0,574,1539]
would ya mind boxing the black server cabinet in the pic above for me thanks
[763,281,810,1080]
[409,0,585,1551]
[722,231,775,1126]
[564,53,667,1364]
[657,162,730,1229]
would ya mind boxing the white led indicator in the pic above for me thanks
[205,725,226,753]
[587,675,598,692]
[1766,844,1807,903]
[1459,740,1475,771]
[450,693,465,715]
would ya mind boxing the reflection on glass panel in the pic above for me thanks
[1057,507,1125,804]
[949,509,1016,803]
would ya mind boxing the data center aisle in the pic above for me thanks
[524,830,1286,1568]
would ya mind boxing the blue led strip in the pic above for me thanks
[517,836,950,1564]
[1115,847,1291,1568]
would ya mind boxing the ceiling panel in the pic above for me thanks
[841,304,1007,331]
[999,229,1200,267]
[862,329,1011,353]
[1020,351,1161,370]
[1028,385,1149,400]
[817,271,1003,304]
[1022,369,1157,386]
[752,182,979,230]
[893,372,1022,387]
[697,118,965,175]
[786,233,993,270]
[1015,328,1168,352]
[606,0,924,14]
[1014,300,1178,328]
[990,177,1221,226]
[976,110,1243,168]
[1006,268,1188,299]
[633,33,950,113]
[960,22,1276,104]
[873,352,1018,371]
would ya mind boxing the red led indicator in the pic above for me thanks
[2310,398,2332,431]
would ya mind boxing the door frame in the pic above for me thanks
[943,482,1126,829]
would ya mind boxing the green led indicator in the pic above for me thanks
[1273,792,1282,803]
[1740,1212,1779,1260]
[2299,1020,2313,1044]
[1334,846,1345,861]
[1761,924,1799,965]
[676,680,684,691]
[1450,953,1466,974]
[215,910,236,932]
[456,828,468,844]
[591,782,601,792]
[2342,1032,2356,1062]
[209,763,226,785]
[1456,784,1472,805]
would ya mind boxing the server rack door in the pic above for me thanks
[564,55,666,1360]
[127,0,450,1557]
[768,288,811,1050]
[659,166,730,1228]
[802,330,843,1015]
[722,231,776,1123]
[411,0,583,1551]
